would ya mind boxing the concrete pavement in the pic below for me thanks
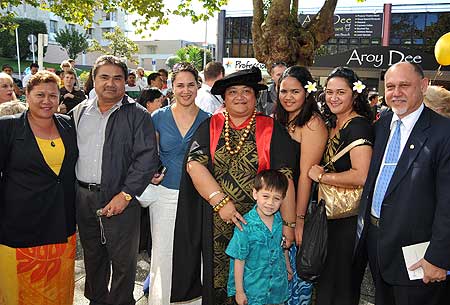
[74,234,375,305]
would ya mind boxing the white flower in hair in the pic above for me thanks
[304,81,318,93]
[352,80,366,93]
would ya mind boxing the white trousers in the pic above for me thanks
[147,185,202,305]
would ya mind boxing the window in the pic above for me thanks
[145,45,157,54]
[102,28,113,34]
[104,11,117,21]
[86,28,93,38]
[49,20,58,33]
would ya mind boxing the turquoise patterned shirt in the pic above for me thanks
[226,206,288,305]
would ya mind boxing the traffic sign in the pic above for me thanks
[27,34,37,44]
[151,59,156,65]
[29,44,37,52]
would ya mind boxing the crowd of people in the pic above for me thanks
[0,55,449,305]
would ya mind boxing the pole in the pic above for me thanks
[15,27,22,79]
[203,21,208,70]
[38,34,44,70]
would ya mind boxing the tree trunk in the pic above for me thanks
[252,0,338,68]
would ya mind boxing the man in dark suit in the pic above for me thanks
[355,62,450,305]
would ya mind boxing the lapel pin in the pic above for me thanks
[409,144,415,150]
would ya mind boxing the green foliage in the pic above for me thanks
[1,0,229,36]
[55,26,89,60]
[78,70,91,83]
[165,56,181,70]
[88,27,139,63]
[0,18,47,60]
[175,45,212,71]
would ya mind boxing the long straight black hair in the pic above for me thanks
[275,66,320,128]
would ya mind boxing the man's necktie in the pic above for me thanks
[372,120,402,218]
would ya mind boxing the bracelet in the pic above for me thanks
[282,219,296,228]
[208,190,222,201]
[213,196,230,213]
[296,214,306,220]
[317,173,324,183]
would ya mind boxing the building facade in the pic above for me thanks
[221,2,450,91]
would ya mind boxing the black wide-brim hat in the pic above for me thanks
[211,66,268,96]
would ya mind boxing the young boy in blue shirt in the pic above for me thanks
[226,169,292,305]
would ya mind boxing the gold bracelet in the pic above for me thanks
[282,219,296,228]
[296,214,306,220]
[208,190,222,201]
[317,173,324,183]
[213,196,230,213]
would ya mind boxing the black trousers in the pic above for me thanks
[367,223,448,305]
[76,185,141,305]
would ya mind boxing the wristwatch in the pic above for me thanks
[121,191,132,201]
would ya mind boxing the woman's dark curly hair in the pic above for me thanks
[275,66,320,127]
[321,66,373,128]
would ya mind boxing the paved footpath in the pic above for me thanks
[74,234,375,305]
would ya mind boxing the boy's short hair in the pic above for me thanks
[254,169,288,198]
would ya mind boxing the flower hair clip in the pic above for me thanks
[353,81,366,93]
[304,81,318,93]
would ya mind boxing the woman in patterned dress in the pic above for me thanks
[0,70,78,305]
[308,67,374,305]
[171,67,297,305]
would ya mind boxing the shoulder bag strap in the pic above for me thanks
[324,138,371,168]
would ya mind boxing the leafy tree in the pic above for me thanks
[252,0,366,67]
[55,26,89,60]
[88,27,139,63]
[1,0,229,35]
[1,0,367,66]
[0,18,47,60]
[175,45,212,71]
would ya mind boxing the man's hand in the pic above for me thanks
[235,290,248,305]
[151,172,164,185]
[409,258,447,284]
[64,93,74,99]
[102,192,130,217]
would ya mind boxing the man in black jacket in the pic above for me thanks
[73,55,158,305]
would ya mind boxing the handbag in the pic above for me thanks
[319,139,370,219]
[296,182,328,283]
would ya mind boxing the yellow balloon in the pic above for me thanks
[435,32,450,66]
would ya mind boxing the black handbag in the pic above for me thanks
[296,182,328,283]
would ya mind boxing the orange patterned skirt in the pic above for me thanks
[0,234,76,305]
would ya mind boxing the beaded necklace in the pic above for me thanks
[223,110,256,155]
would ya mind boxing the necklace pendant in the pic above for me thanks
[51,141,56,147]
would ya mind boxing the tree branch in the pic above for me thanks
[306,0,338,47]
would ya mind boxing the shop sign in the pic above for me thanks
[223,57,267,74]
[299,13,382,38]
[314,47,440,70]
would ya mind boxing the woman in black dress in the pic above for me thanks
[308,67,374,305]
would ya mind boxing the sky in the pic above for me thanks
[130,0,448,43]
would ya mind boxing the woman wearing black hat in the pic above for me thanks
[171,67,297,304]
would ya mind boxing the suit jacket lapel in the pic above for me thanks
[384,108,430,199]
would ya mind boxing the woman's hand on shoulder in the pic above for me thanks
[218,200,247,231]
